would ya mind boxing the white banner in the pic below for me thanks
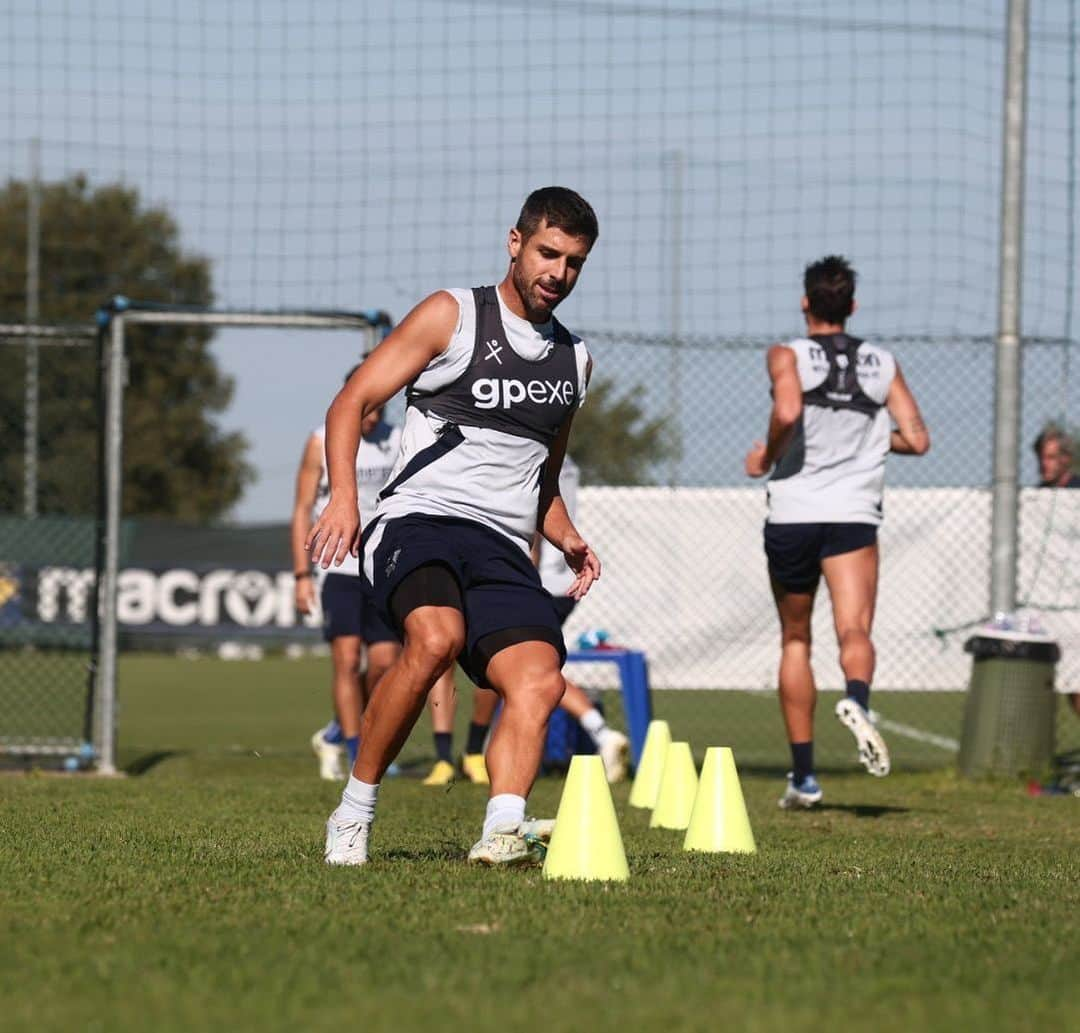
[564,486,1080,692]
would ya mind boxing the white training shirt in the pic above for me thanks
[766,336,896,525]
[538,456,581,597]
[313,419,401,577]
[364,287,590,582]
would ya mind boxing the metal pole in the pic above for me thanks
[96,313,126,775]
[990,0,1029,615]
[666,149,684,487]
[24,138,41,518]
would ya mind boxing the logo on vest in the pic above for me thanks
[471,378,575,410]
[484,339,504,365]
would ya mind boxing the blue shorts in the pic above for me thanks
[764,522,878,594]
[365,514,565,686]
[320,572,397,644]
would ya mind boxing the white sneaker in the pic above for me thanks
[518,817,555,841]
[467,822,547,866]
[324,814,370,866]
[835,698,891,777]
[311,729,347,781]
[778,771,823,810]
[598,729,630,783]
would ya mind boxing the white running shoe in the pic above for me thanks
[598,729,631,783]
[324,814,370,866]
[467,821,549,866]
[310,728,347,781]
[778,772,824,809]
[835,698,891,776]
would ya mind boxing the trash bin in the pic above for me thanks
[958,630,1060,777]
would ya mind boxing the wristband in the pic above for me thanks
[294,570,312,580]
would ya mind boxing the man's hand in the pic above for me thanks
[745,441,771,478]
[294,575,317,615]
[562,533,601,600]
[305,495,361,569]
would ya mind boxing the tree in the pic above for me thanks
[0,175,252,520]
[568,375,677,485]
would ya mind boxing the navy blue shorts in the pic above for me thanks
[764,522,878,594]
[551,595,577,626]
[320,572,397,645]
[366,515,565,686]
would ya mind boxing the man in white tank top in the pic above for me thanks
[290,367,402,779]
[310,187,602,867]
[745,256,930,809]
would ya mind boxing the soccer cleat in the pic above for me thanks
[467,824,545,867]
[518,816,555,842]
[778,772,823,810]
[835,698,891,777]
[422,759,456,786]
[460,753,490,785]
[324,815,371,866]
[598,729,630,783]
[310,728,347,781]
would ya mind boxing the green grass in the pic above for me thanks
[2,655,1079,1032]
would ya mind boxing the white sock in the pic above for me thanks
[579,707,608,748]
[335,775,379,825]
[483,793,526,839]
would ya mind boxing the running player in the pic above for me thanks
[745,255,930,809]
[534,456,629,783]
[311,187,601,865]
[290,372,402,779]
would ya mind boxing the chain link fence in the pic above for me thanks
[0,326,100,762]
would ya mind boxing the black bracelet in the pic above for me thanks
[294,570,312,580]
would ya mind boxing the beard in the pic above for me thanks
[511,262,560,323]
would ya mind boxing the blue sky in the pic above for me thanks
[4,1,1079,517]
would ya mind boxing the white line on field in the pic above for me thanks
[871,715,959,753]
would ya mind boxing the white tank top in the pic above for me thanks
[364,287,590,581]
[766,335,896,525]
[314,420,401,577]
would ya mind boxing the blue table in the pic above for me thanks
[562,648,652,766]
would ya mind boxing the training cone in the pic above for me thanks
[649,741,698,830]
[543,754,629,882]
[683,747,757,854]
[628,719,671,809]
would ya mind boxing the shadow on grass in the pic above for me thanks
[379,846,467,863]
[124,750,187,776]
[816,803,911,818]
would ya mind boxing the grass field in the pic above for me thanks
[2,655,1079,1032]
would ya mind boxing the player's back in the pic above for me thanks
[767,334,895,525]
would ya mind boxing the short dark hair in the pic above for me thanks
[804,255,856,324]
[1033,422,1073,457]
[515,186,599,247]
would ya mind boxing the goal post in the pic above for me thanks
[92,298,392,774]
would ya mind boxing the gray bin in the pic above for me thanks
[958,633,1059,777]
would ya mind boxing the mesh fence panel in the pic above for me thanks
[0,331,99,758]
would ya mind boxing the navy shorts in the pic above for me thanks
[366,514,566,686]
[551,594,577,626]
[320,572,397,645]
[764,522,878,594]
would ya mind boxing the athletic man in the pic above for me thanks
[534,456,629,783]
[310,187,601,865]
[291,375,401,779]
[745,255,929,809]
[421,456,629,786]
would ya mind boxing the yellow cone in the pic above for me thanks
[683,747,757,854]
[628,719,671,809]
[649,741,698,830]
[543,755,629,882]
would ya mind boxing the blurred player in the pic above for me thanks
[312,186,600,866]
[291,369,402,779]
[745,255,929,809]
[421,456,628,787]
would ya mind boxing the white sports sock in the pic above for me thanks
[334,775,379,825]
[579,707,608,748]
[483,793,526,839]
